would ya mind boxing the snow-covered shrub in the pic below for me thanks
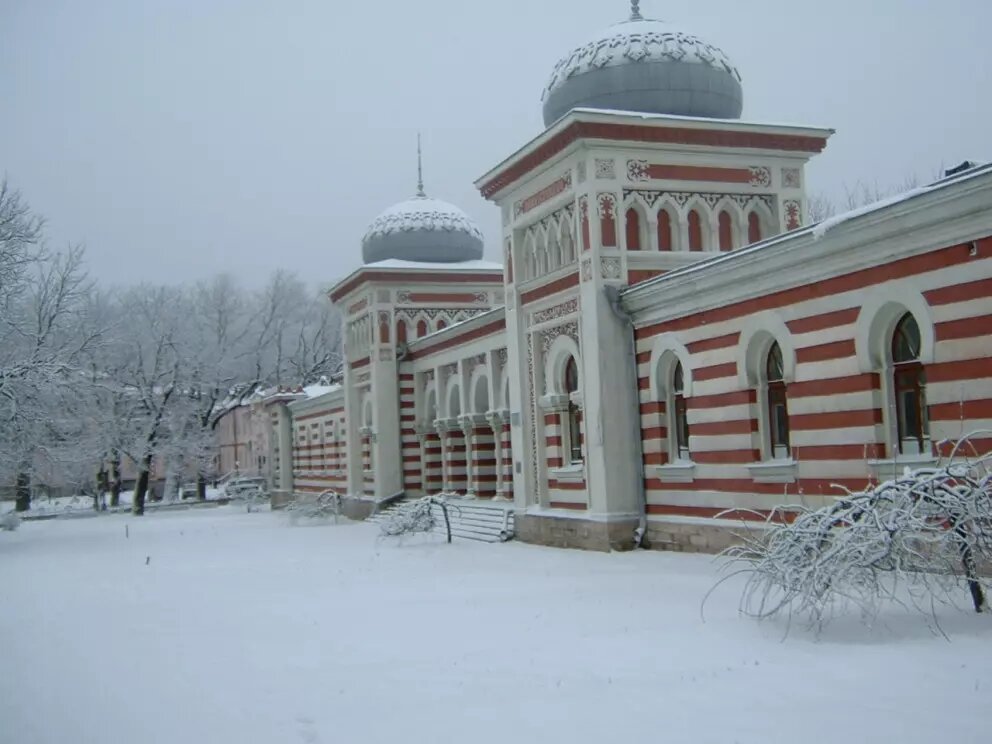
[286,490,341,524]
[1,510,21,532]
[379,495,455,543]
[720,433,992,630]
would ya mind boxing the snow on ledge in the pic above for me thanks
[364,258,504,272]
[811,187,933,239]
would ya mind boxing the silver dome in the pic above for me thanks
[541,10,743,126]
[361,196,484,264]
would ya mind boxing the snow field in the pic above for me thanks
[1,508,989,744]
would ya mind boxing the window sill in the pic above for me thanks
[867,454,938,480]
[652,461,696,483]
[550,464,585,483]
[748,459,797,484]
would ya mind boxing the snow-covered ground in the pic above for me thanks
[0,487,226,517]
[1,509,989,744]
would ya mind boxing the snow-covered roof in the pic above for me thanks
[364,258,503,272]
[362,196,483,243]
[543,19,740,102]
[303,383,341,399]
[566,107,832,134]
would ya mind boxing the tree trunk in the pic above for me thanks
[956,524,987,613]
[96,466,109,511]
[196,472,207,501]
[14,471,31,513]
[109,452,122,508]
[133,456,152,516]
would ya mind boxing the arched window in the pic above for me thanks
[416,319,428,338]
[688,209,703,251]
[436,319,447,332]
[657,208,673,251]
[396,319,407,346]
[564,356,583,463]
[747,212,762,244]
[672,361,690,460]
[892,313,928,454]
[765,342,790,458]
[718,210,734,251]
[625,208,642,250]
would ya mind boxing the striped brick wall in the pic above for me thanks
[499,420,513,498]
[633,235,992,520]
[399,373,421,493]
[292,408,348,494]
[444,427,467,494]
[468,422,497,497]
[422,431,443,494]
[545,409,587,510]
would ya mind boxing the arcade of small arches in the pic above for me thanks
[515,191,777,284]
[620,192,776,253]
[410,357,516,499]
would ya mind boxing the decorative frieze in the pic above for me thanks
[514,171,573,217]
[623,189,775,213]
[782,168,802,188]
[532,298,579,325]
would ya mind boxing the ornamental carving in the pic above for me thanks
[601,257,622,280]
[748,166,772,187]
[379,348,394,361]
[784,200,803,230]
[532,298,579,325]
[581,257,593,282]
[496,348,508,369]
[627,159,649,181]
[539,320,579,355]
[782,168,802,188]
[595,158,616,180]
[597,193,617,219]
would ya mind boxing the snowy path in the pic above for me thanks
[1,508,989,744]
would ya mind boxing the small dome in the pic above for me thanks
[541,4,743,126]
[361,195,484,264]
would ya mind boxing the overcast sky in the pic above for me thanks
[2,0,990,287]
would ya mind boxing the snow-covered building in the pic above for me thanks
[253,2,992,550]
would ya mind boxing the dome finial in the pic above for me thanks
[416,132,426,198]
[629,0,643,21]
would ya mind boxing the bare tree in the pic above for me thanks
[718,433,992,633]
[0,180,100,510]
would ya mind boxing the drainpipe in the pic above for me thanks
[604,285,648,548]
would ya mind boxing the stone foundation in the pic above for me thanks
[645,519,762,554]
[516,513,640,552]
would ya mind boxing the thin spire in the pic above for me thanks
[416,132,426,197]
[629,0,643,21]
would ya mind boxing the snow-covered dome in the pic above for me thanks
[361,195,484,264]
[541,1,743,126]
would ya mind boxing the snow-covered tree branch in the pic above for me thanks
[720,433,992,631]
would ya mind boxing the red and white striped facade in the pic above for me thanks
[265,107,992,552]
